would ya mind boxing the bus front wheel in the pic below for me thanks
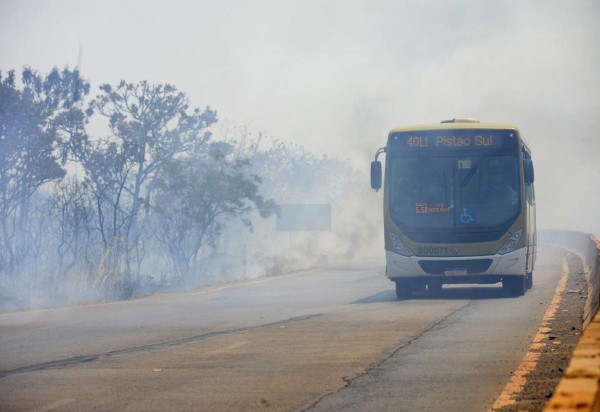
[503,276,526,296]
[395,281,413,300]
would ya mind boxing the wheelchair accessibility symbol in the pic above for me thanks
[460,207,476,224]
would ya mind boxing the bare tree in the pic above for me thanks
[66,80,217,294]
[151,142,277,282]
[51,178,96,293]
[0,67,88,284]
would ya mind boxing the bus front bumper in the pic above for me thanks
[386,247,527,281]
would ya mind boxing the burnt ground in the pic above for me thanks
[497,251,587,411]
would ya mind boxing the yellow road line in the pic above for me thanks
[491,258,569,410]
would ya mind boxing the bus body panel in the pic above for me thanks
[385,247,527,280]
[383,210,528,257]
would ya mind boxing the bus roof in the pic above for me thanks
[389,121,520,134]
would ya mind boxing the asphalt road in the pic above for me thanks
[0,246,571,411]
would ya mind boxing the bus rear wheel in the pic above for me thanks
[395,281,413,300]
[503,276,526,296]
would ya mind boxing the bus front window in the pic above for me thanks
[459,155,519,226]
[389,154,520,232]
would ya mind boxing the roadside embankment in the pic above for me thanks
[541,230,600,411]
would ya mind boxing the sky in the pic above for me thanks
[1,0,600,235]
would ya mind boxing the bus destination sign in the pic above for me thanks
[406,135,494,148]
[390,130,516,151]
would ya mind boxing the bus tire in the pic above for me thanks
[503,276,525,296]
[413,282,427,296]
[525,272,533,289]
[395,281,413,300]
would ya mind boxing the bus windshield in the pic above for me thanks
[388,129,520,242]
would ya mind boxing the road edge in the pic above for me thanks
[544,232,600,411]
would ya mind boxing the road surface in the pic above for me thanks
[0,245,580,411]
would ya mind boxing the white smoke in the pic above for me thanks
[1,0,599,242]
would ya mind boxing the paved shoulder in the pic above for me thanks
[307,248,566,412]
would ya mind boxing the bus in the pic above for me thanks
[370,119,536,299]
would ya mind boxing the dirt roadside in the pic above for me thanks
[495,251,587,411]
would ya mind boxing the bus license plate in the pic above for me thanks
[444,269,467,276]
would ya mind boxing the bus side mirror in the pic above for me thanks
[371,161,382,191]
[525,161,534,184]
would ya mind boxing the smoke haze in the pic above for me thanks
[1,1,599,234]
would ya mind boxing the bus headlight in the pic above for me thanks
[388,232,414,257]
[497,230,523,255]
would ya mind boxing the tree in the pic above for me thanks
[51,177,95,288]
[67,80,218,291]
[0,67,89,282]
[90,80,217,234]
[151,141,278,282]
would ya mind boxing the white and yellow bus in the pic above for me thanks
[371,119,536,299]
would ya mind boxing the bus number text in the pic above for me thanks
[417,246,448,255]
